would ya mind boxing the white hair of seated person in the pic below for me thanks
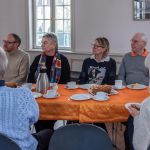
[133,97,150,150]
[0,47,8,78]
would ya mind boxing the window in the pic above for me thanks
[30,0,72,49]
[133,0,150,20]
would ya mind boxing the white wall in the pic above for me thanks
[0,0,149,53]
[0,0,27,49]
[74,0,150,53]
[0,0,149,72]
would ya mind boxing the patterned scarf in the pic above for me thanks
[50,52,61,83]
[35,52,61,83]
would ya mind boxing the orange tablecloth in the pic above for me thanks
[36,84,150,123]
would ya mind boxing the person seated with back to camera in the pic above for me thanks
[0,47,53,150]
[27,32,71,132]
[124,53,150,150]
[118,32,149,86]
[70,37,116,131]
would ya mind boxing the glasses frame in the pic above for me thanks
[91,43,105,49]
[3,40,17,44]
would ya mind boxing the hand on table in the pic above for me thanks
[128,104,140,117]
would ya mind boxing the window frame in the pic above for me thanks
[27,0,74,51]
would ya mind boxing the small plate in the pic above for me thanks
[125,102,141,111]
[113,85,126,90]
[127,84,146,90]
[43,93,60,99]
[92,95,109,101]
[108,89,119,95]
[32,92,42,98]
[70,94,92,100]
[79,84,95,90]
[65,85,78,90]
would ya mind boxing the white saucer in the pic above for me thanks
[127,84,146,90]
[108,89,119,95]
[113,85,126,90]
[43,93,60,99]
[70,94,91,100]
[79,84,95,90]
[65,85,78,89]
[92,95,109,101]
[32,92,42,98]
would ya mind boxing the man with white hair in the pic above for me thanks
[118,32,149,85]
[124,92,150,150]
[124,53,150,150]
[3,33,29,85]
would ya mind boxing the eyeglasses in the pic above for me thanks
[130,39,144,44]
[91,44,105,49]
[3,40,17,44]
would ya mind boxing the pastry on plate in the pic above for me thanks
[131,83,140,89]
[88,84,112,95]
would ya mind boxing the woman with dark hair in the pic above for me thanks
[79,37,116,85]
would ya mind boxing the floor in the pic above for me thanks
[106,122,126,150]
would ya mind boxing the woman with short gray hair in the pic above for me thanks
[27,32,71,132]
[28,32,70,84]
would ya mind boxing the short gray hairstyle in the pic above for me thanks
[43,32,58,51]
[141,33,148,44]
[0,47,8,77]
[135,32,148,44]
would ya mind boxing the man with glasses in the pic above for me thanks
[3,33,29,85]
[118,32,149,86]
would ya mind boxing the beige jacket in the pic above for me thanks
[4,48,29,84]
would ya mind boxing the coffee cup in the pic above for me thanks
[115,80,123,89]
[22,83,32,90]
[50,83,58,90]
[67,81,76,89]
[47,90,57,97]
[95,92,108,99]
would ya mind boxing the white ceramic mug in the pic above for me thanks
[67,81,76,88]
[96,92,107,99]
[50,83,58,90]
[22,83,32,90]
[115,80,123,88]
[47,90,57,97]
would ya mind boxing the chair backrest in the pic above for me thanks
[0,133,21,150]
[48,123,113,150]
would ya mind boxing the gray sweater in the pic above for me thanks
[118,52,149,85]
